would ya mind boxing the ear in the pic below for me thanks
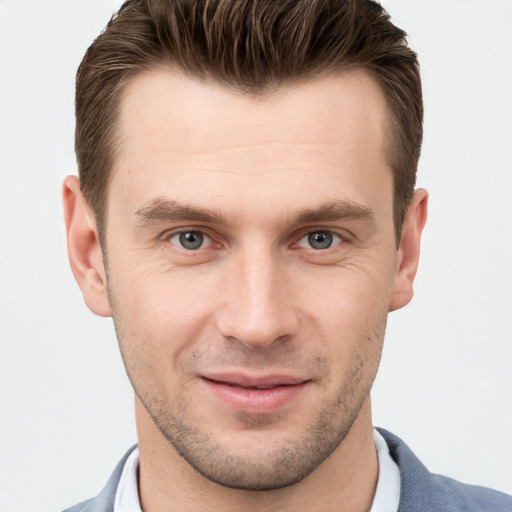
[63,175,111,317]
[389,189,428,312]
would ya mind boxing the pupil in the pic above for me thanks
[179,231,203,250]
[308,231,333,249]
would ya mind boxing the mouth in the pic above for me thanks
[200,373,311,413]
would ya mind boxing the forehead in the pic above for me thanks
[110,68,392,222]
[116,68,388,156]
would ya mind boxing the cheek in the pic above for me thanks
[296,263,392,371]
[107,261,221,379]
[300,257,395,326]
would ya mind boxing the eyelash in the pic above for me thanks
[164,229,217,251]
[295,230,344,250]
[163,228,348,252]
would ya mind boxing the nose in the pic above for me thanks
[215,247,299,349]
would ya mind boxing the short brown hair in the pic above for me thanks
[76,0,422,244]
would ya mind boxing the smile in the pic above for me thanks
[200,374,311,414]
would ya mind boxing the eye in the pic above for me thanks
[297,230,342,250]
[168,230,212,250]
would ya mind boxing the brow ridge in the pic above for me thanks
[135,197,232,227]
[135,197,374,228]
[292,201,375,225]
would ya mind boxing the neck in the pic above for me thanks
[135,397,378,512]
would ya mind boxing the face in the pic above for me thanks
[97,70,407,489]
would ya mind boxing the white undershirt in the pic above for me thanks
[372,429,401,511]
[114,429,400,512]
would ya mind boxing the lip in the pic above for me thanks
[200,373,311,413]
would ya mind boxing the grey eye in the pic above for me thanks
[169,231,208,250]
[179,231,204,250]
[297,230,342,250]
[308,231,333,249]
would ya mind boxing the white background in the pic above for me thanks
[0,1,511,511]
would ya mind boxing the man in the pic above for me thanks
[62,0,511,511]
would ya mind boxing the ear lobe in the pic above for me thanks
[389,189,428,312]
[63,175,111,317]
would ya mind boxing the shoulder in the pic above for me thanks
[61,445,137,512]
[427,473,512,512]
[377,428,512,512]
[62,497,96,512]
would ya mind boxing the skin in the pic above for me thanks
[64,69,427,511]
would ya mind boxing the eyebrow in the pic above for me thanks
[135,197,374,227]
[135,197,233,227]
[292,201,375,225]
